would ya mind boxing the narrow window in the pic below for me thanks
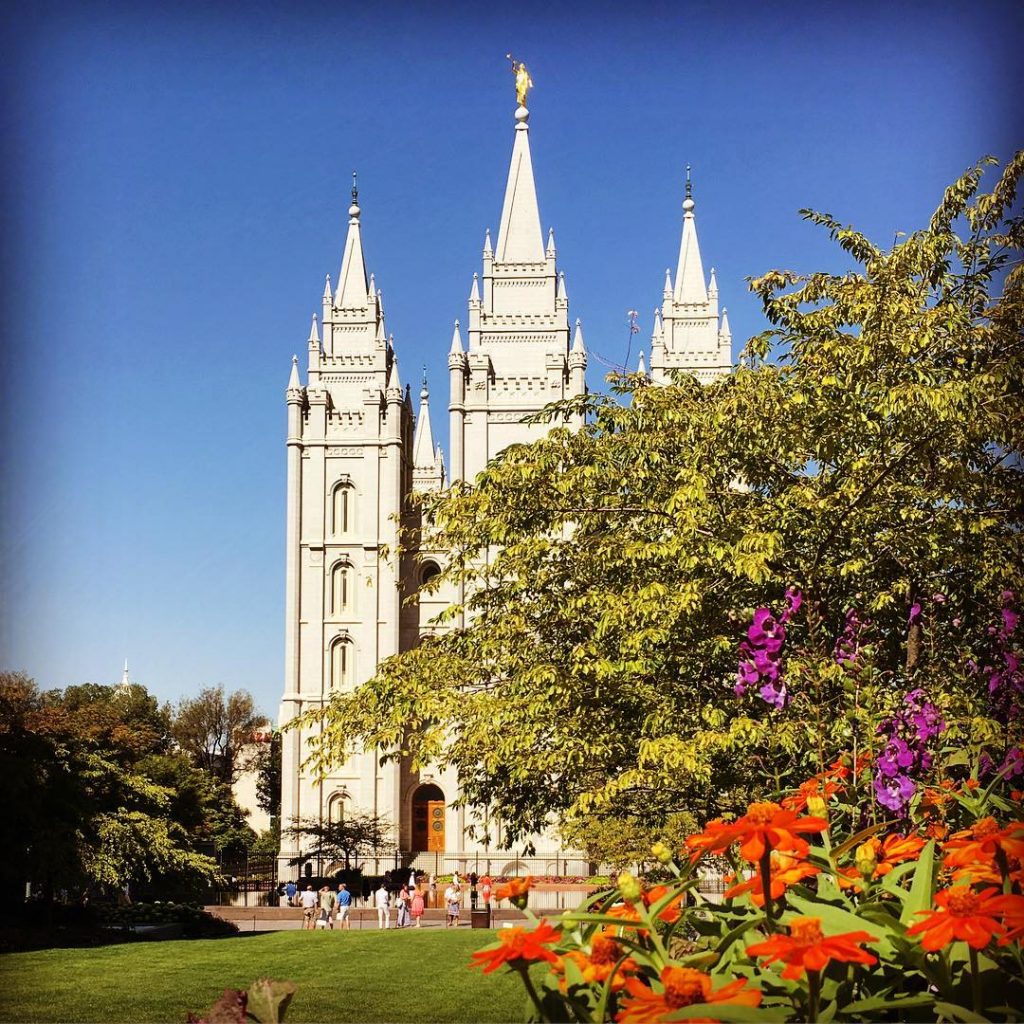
[332,484,353,535]
[330,562,351,614]
[330,638,352,691]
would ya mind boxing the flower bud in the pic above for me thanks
[617,871,642,903]
[807,794,828,818]
[855,839,879,879]
[651,841,673,865]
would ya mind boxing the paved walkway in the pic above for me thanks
[207,906,526,933]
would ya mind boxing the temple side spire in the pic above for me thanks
[413,370,436,469]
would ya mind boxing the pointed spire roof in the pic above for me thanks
[308,314,320,345]
[335,173,369,307]
[557,271,568,302]
[483,228,493,256]
[287,354,301,389]
[367,272,376,303]
[572,318,586,354]
[494,109,545,263]
[449,319,464,354]
[388,354,402,392]
[546,226,556,257]
[651,309,662,340]
[708,267,718,294]
[674,165,707,304]
[469,273,480,302]
[720,307,732,337]
[664,268,673,297]
[638,350,647,375]
[323,274,332,301]
[413,371,436,468]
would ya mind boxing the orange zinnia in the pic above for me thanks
[615,966,761,1024]
[992,893,1024,944]
[942,818,1024,871]
[686,801,828,863]
[839,833,926,890]
[643,885,685,924]
[746,916,877,980]
[468,919,561,974]
[726,851,820,906]
[905,885,1006,951]
[782,777,843,813]
[555,929,639,991]
[494,875,534,901]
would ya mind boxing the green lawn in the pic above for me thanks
[0,930,531,1023]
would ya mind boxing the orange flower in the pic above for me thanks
[643,885,684,924]
[746,916,877,980]
[686,801,828,863]
[616,966,761,1024]
[905,886,1006,951]
[726,852,820,906]
[468,919,561,974]
[992,893,1024,945]
[942,818,1024,871]
[494,875,534,901]
[555,929,638,992]
[839,832,927,890]
[782,777,842,813]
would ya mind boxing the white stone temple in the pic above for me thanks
[277,92,730,876]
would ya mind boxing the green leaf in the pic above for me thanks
[843,992,935,1013]
[664,1005,788,1022]
[933,1001,991,1023]
[900,840,936,927]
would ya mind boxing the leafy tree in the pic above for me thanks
[302,154,1023,844]
[255,730,282,823]
[0,672,219,905]
[172,685,268,785]
[560,811,697,872]
[283,814,395,873]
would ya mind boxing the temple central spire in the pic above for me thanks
[494,101,545,264]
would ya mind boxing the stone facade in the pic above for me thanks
[277,101,729,874]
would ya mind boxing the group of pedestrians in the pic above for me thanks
[290,882,355,930]
[281,871,493,929]
[374,882,425,928]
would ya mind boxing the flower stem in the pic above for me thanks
[969,946,981,1017]
[517,963,548,1023]
[807,969,821,1022]
[759,848,776,928]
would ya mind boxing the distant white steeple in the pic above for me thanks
[116,659,132,695]
[449,319,464,354]
[674,166,707,305]
[413,369,436,470]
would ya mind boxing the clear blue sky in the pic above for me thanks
[1,0,1021,717]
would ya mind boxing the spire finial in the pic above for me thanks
[421,364,429,400]
[349,171,360,220]
[683,165,695,213]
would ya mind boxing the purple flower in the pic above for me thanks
[878,737,916,778]
[908,602,922,625]
[1002,747,1024,779]
[873,774,915,813]
[1002,607,1019,637]
[783,587,803,620]
[759,680,788,709]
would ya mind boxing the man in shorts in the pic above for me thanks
[335,882,352,930]
[317,885,336,928]
[299,884,317,929]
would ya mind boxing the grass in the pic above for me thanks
[0,929,531,1023]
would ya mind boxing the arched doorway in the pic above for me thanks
[411,784,445,852]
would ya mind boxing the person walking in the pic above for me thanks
[335,883,352,930]
[480,875,492,908]
[410,886,425,927]
[317,885,336,929]
[396,885,410,928]
[375,882,391,929]
[299,885,317,929]
[285,880,297,906]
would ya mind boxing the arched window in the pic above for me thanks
[420,561,441,587]
[330,637,353,692]
[327,792,347,824]
[330,561,352,615]
[331,483,354,535]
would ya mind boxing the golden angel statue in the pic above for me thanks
[506,54,533,107]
